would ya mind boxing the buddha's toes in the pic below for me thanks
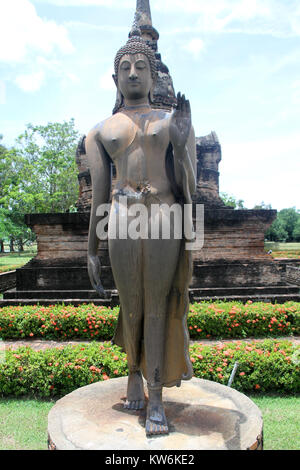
[124,399,145,410]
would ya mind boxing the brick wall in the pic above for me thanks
[0,271,16,293]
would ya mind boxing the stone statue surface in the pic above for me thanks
[86,2,196,436]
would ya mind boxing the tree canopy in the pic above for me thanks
[0,120,79,251]
[220,192,299,242]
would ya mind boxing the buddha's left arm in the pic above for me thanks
[172,125,197,202]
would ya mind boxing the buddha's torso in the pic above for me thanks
[98,107,175,203]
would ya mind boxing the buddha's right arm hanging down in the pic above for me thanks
[85,126,112,297]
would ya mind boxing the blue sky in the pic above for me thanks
[0,0,299,210]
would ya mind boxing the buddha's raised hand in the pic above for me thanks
[170,92,192,154]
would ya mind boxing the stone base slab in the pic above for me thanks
[47,377,263,451]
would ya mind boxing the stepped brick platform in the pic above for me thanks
[2,285,300,307]
[2,208,298,307]
[0,271,16,293]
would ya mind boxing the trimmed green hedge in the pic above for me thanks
[0,339,299,397]
[0,301,299,341]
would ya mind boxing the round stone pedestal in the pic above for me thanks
[48,377,263,450]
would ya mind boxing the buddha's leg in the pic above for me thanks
[143,232,181,435]
[109,233,145,410]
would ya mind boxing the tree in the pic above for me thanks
[0,136,11,252]
[292,218,300,241]
[220,192,245,209]
[277,208,299,242]
[265,217,288,242]
[253,201,272,210]
[13,119,79,213]
[265,207,300,242]
[0,120,80,251]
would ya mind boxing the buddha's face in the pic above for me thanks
[117,53,153,102]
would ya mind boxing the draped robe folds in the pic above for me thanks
[112,126,196,388]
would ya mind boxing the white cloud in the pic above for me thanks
[0,0,74,64]
[15,71,45,92]
[0,81,6,105]
[99,67,115,91]
[33,0,132,6]
[157,0,300,38]
[182,38,205,60]
[291,80,300,105]
[221,132,300,209]
[0,1,76,94]
[64,20,127,33]
[31,0,300,38]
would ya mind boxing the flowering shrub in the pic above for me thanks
[0,339,298,397]
[190,339,300,393]
[188,301,300,340]
[0,342,128,398]
[0,301,299,341]
[0,304,119,341]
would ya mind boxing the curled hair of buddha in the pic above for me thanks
[114,36,157,81]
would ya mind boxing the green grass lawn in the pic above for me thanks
[0,252,36,274]
[0,398,54,450]
[249,394,300,450]
[0,394,298,450]
[265,242,300,251]
[265,242,300,259]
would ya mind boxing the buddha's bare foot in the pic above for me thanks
[124,371,145,410]
[145,387,169,436]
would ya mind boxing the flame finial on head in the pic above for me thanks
[129,12,142,39]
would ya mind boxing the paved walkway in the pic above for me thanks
[1,336,299,352]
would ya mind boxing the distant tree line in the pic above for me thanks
[0,120,79,253]
[220,193,300,242]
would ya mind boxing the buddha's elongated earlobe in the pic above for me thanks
[149,86,154,105]
[112,75,124,114]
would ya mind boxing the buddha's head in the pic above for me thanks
[113,26,157,113]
